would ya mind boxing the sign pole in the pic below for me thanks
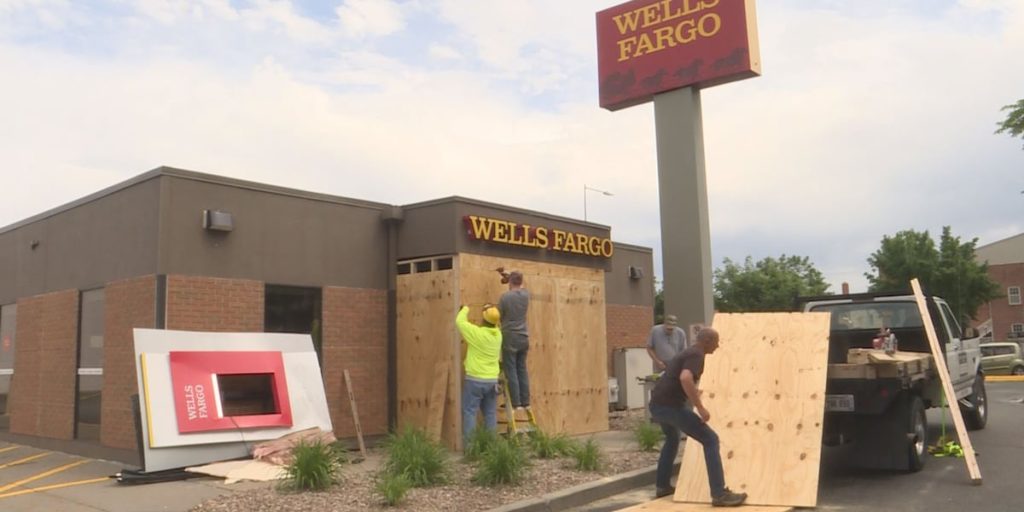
[654,87,714,331]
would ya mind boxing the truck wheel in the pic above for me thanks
[1012,366,1024,376]
[962,376,988,431]
[908,396,927,472]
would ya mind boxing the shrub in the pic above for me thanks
[464,427,501,462]
[529,429,574,459]
[633,420,664,452]
[473,436,530,486]
[330,441,351,464]
[375,472,412,507]
[570,438,603,472]
[382,426,451,487]
[280,440,340,491]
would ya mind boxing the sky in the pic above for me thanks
[0,0,1021,293]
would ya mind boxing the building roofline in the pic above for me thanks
[0,166,390,235]
[401,195,611,231]
[611,241,653,253]
[977,231,1024,250]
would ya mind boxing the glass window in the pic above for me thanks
[1013,323,1024,334]
[812,302,923,331]
[1010,287,1021,306]
[0,304,16,422]
[265,285,322,363]
[981,346,994,357]
[77,289,104,440]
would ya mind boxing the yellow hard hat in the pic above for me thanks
[482,304,500,325]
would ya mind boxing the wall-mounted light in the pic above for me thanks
[202,210,234,232]
[628,265,644,280]
[30,239,40,250]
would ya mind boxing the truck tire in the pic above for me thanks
[1012,366,1024,376]
[908,396,927,472]
[962,376,988,430]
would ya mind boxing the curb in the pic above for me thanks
[985,375,1024,382]
[486,461,679,512]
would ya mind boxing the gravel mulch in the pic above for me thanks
[192,410,659,512]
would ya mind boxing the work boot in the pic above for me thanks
[655,485,675,498]
[711,488,747,507]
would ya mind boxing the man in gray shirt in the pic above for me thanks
[499,270,530,409]
[647,314,687,372]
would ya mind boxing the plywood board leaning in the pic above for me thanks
[617,496,792,511]
[674,312,830,507]
[426,360,450,443]
[396,268,461,450]
[910,278,982,484]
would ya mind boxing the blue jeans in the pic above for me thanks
[502,345,530,407]
[462,379,498,443]
[649,403,725,498]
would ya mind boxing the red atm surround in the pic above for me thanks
[168,351,293,433]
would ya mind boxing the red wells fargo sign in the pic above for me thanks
[596,0,761,111]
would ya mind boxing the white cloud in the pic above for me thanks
[428,42,462,60]
[336,0,405,38]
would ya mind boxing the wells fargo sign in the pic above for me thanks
[464,215,614,258]
[596,0,761,110]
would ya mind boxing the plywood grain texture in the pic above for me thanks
[396,268,461,450]
[458,254,609,437]
[617,496,792,511]
[674,313,830,507]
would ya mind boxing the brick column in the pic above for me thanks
[9,289,79,439]
[605,304,654,374]
[322,286,388,439]
[101,275,156,449]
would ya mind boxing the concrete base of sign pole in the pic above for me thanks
[653,87,714,334]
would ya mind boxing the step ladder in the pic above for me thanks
[497,372,538,436]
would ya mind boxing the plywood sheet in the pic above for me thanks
[458,253,609,437]
[618,496,792,511]
[396,269,461,450]
[674,313,830,508]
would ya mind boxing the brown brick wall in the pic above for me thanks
[101,275,156,449]
[976,263,1024,341]
[605,304,653,374]
[9,289,79,439]
[322,286,388,439]
[165,275,264,332]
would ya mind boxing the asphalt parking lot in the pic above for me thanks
[0,444,261,512]
[573,380,1024,512]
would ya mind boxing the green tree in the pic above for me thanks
[996,99,1024,149]
[653,277,664,324]
[865,227,1000,324]
[713,255,830,312]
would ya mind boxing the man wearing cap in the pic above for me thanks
[647,314,687,373]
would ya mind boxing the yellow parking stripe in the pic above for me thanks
[0,453,48,470]
[0,476,109,499]
[0,447,17,455]
[0,459,88,494]
[986,375,1024,382]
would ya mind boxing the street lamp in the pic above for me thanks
[583,185,613,222]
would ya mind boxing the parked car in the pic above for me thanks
[980,342,1024,376]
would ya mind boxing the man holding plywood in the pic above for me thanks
[648,327,746,507]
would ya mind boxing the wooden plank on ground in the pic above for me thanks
[425,361,450,443]
[674,313,830,508]
[617,496,792,511]
[910,279,982,484]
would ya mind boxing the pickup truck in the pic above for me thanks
[799,292,987,472]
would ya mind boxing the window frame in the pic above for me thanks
[1009,286,1022,306]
